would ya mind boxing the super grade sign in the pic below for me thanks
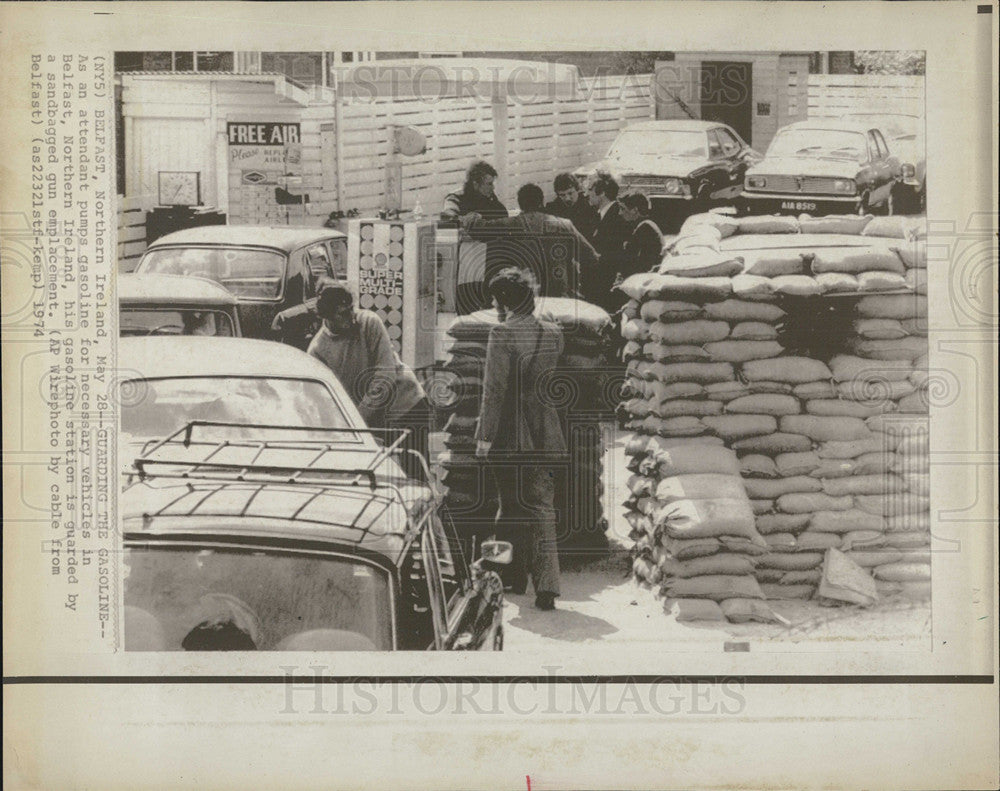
[227,122,300,145]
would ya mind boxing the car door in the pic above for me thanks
[710,127,748,200]
[432,511,502,650]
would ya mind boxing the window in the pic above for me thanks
[767,129,865,160]
[873,130,890,159]
[608,129,709,159]
[867,132,881,162]
[305,243,334,281]
[119,308,236,338]
[707,130,725,159]
[119,376,353,442]
[139,246,287,301]
[124,546,393,651]
[714,128,743,156]
[326,239,348,280]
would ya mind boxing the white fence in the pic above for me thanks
[338,73,653,213]
[807,73,924,119]
[117,73,654,269]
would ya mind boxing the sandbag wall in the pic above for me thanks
[438,297,616,551]
[619,212,931,613]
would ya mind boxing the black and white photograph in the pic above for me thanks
[112,48,933,653]
[1,2,996,789]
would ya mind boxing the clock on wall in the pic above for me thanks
[158,171,202,207]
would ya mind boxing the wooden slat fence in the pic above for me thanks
[807,74,924,119]
[339,73,654,214]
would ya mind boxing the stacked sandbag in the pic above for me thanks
[625,436,779,624]
[439,297,615,551]
[620,212,931,605]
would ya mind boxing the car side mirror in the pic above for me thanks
[479,540,513,566]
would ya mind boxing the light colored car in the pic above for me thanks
[742,120,902,216]
[119,273,242,337]
[118,336,370,454]
[843,112,924,213]
[135,226,347,339]
[118,336,510,652]
[574,120,761,229]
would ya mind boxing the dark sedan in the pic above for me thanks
[575,120,761,231]
[135,226,347,339]
[742,120,901,216]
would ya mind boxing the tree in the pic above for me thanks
[854,51,925,75]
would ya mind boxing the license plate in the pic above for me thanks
[781,200,817,211]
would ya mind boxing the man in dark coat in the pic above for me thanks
[584,172,630,312]
[441,160,509,221]
[618,192,665,279]
[442,161,509,313]
[544,173,599,240]
[464,183,599,298]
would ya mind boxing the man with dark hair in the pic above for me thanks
[618,191,665,278]
[475,268,565,610]
[544,173,598,240]
[463,182,598,298]
[584,172,630,311]
[442,160,510,313]
[307,284,431,481]
[441,160,509,221]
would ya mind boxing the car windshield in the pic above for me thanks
[844,115,919,139]
[120,308,236,337]
[120,376,353,441]
[140,247,286,300]
[124,545,393,650]
[766,129,867,160]
[608,129,708,159]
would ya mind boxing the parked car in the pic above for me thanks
[118,336,367,456]
[742,120,901,216]
[118,336,510,651]
[134,226,347,339]
[843,112,925,213]
[575,120,761,230]
[119,273,242,337]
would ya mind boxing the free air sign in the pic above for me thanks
[227,122,300,145]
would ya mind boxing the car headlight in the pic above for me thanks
[747,176,767,189]
[663,178,682,195]
[834,179,856,194]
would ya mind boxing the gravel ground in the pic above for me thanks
[501,427,932,651]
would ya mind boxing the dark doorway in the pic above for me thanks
[700,60,753,145]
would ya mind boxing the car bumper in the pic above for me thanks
[741,192,861,215]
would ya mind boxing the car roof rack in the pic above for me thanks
[127,421,438,509]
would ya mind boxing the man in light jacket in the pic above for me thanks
[308,284,430,481]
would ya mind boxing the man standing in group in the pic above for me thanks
[544,173,599,240]
[442,160,509,312]
[584,171,630,311]
[308,284,431,481]
[463,183,599,298]
[475,268,565,610]
[617,192,664,279]
[441,160,509,221]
